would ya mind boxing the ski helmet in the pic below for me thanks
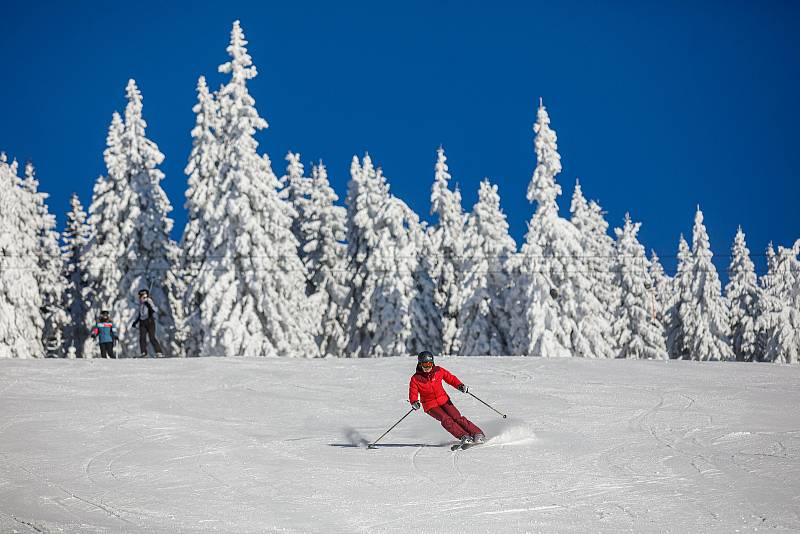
[138,289,149,298]
[417,351,434,364]
[99,310,110,319]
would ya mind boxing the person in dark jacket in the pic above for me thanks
[132,289,164,358]
[409,351,485,447]
[90,310,118,359]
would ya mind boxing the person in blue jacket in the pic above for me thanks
[90,310,118,359]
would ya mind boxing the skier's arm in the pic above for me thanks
[91,325,98,339]
[146,299,157,315]
[408,377,420,405]
[441,368,464,390]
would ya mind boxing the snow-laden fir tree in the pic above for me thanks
[756,241,800,363]
[0,154,44,358]
[301,162,348,356]
[569,180,617,358]
[457,179,516,355]
[666,234,692,359]
[510,100,611,358]
[611,214,667,360]
[755,244,779,361]
[185,21,317,357]
[81,81,181,358]
[344,155,421,357]
[426,147,467,355]
[120,80,183,356]
[754,244,779,361]
[677,208,734,361]
[725,227,761,362]
[61,193,91,358]
[649,250,672,328]
[506,100,571,357]
[282,152,313,257]
[80,114,124,358]
[19,162,68,357]
[410,222,443,355]
[282,153,343,344]
[181,76,220,357]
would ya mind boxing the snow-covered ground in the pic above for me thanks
[1,357,798,533]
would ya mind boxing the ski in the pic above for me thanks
[451,440,484,451]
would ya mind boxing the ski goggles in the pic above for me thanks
[420,361,434,371]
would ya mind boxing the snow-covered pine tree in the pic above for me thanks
[20,162,68,357]
[457,179,516,355]
[666,234,692,359]
[410,222,442,355]
[120,79,182,356]
[81,80,181,357]
[569,180,617,358]
[61,193,90,357]
[755,244,779,361]
[80,114,125,358]
[649,250,672,329]
[344,155,420,357]
[611,214,667,360]
[426,147,466,355]
[512,100,610,358]
[302,162,348,356]
[725,227,761,362]
[506,100,571,357]
[757,241,800,363]
[678,208,734,361]
[186,21,317,358]
[181,76,220,358]
[0,154,44,358]
[282,152,313,257]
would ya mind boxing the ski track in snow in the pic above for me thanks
[0,357,799,533]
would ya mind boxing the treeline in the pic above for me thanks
[1,21,797,362]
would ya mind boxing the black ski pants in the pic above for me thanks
[99,342,115,359]
[139,318,163,356]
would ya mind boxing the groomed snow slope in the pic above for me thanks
[0,357,798,533]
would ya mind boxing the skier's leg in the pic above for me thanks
[441,401,484,437]
[99,343,110,359]
[139,324,148,357]
[146,320,163,355]
[427,405,469,439]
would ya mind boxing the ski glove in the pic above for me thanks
[411,401,421,410]
[131,318,139,328]
[458,384,469,394]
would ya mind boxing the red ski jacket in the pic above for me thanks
[408,366,464,412]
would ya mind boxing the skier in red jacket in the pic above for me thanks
[409,351,485,447]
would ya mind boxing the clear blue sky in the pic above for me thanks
[2,0,798,277]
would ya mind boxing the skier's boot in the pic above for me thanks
[140,352,147,359]
[460,435,474,447]
[156,353,164,358]
[473,433,485,444]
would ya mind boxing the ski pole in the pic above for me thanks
[468,391,507,419]
[367,407,415,449]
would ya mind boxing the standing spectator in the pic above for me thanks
[132,289,164,358]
